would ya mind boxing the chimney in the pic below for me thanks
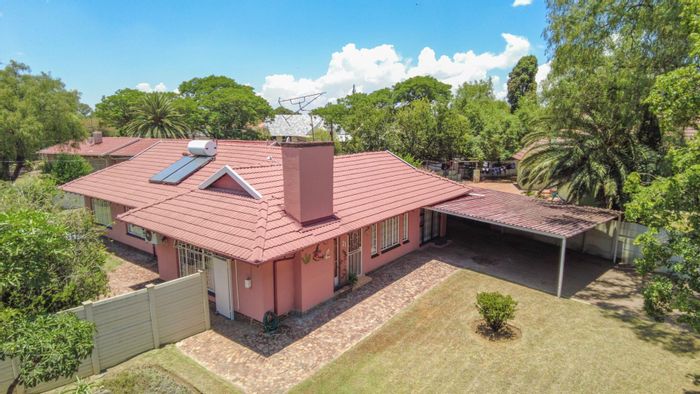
[282,142,334,225]
[92,131,103,144]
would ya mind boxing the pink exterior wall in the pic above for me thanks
[292,239,335,313]
[274,258,295,315]
[84,196,154,254]
[155,238,178,281]
[231,260,275,321]
[362,208,422,273]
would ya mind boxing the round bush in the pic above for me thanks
[475,292,517,332]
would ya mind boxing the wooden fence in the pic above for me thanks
[0,272,211,393]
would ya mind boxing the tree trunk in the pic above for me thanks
[10,158,24,181]
[6,375,20,394]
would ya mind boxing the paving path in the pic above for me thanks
[178,248,459,394]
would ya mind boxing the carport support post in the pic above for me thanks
[611,215,622,263]
[557,237,567,297]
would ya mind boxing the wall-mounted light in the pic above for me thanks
[244,278,252,289]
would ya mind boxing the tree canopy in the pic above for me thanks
[392,76,452,105]
[124,92,191,138]
[94,88,146,131]
[506,55,538,112]
[624,138,700,331]
[0,62,86,181]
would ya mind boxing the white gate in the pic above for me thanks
[348,230,362,276]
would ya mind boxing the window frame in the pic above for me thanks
[381,215,400,251]
[402,212,409,242]
[127,223,147,240]
[370,223,378,256]
[92,198,112,228]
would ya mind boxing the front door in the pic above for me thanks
[212,256,234,319]
[348,230,362,277]
[421,209,441,244]
[333,237,340,287]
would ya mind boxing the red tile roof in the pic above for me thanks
[431,187,619,238]
[39,137,142,157]
[109,138,162,157]
[64,140,469,263]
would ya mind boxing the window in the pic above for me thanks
[402,212,409,242]
[381,216,400,251]
[127,223,147,240]
[176,241,216,291]
[92,198,112,227]
[370,224,377,255]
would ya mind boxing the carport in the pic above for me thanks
[430,188,621,297]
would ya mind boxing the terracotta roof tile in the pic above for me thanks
[39,137,141,156]
[89,144,470,263]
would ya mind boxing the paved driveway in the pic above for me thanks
[177,225,638,393]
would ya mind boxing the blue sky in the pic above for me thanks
[0,0,549,107]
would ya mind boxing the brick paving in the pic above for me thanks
[104,240,162,297]
[177,247,460,394]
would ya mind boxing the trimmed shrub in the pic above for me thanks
[475,292,517,332]
[43,153,92,184]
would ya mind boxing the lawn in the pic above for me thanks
[51,346,240,394]
[293,270,700,393]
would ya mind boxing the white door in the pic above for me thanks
[212,256,234,319]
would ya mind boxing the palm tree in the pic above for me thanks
[519,114,653,209]
[124,93,190,138]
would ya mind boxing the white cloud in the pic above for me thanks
[135,82,168,93]
[261,33,532,108]
[535,61,551,85]
[512,0,533,7]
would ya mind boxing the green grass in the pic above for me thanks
[52,346,240,394]
[103,251,125,272]
[293,270,700,393]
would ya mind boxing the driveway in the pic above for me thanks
[177,226,637,393]
[104,239,162,297]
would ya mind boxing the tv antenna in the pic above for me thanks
[277,92,326,140]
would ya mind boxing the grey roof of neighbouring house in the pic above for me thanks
[265,115,325,138]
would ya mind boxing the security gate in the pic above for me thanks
[348,230,362,276]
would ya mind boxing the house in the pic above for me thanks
[39,132,161,171]
[265,114,350,142]
[61,139,467,321]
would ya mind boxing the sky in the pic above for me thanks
[0,0,550,108]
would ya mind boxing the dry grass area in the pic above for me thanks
[293,270,700,393]
[51,346,240,394]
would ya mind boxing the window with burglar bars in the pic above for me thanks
[92,198,112,227]
[176,241,215,292]
[381,216,400,251]
[402,212,409,242]
[371,224,378,255]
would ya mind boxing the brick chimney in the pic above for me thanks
[92,131,103,144]
[281,142,334,225]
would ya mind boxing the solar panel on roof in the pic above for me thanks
[150,156,195,183]
[161,156,213,185]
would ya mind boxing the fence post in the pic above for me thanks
[82,301,101,374]
[146,284,160,349]
[199,271,211,330]
[10,358,25,394]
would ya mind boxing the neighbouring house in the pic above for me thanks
[62,138,621,321]
[265,114,350,142]
[39,132,161,171]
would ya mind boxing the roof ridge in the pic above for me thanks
[250,198,270,263]
[117,189,194,220]
[101,138,143,156]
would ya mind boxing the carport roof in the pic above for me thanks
[431,187,619,239]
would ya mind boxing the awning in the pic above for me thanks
[430,187,620,239]
[430,187,621,297]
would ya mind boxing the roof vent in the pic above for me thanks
[187,140,217,156]
[91,131,103,145]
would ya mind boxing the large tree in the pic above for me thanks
[506,55,538,112]
[176,75,272,139]
[392,76,452,105]
[624,138,700,331]
[93,88,147,133]
[0,177,108,392]
[0,62,86,181]
[124,92,191,138]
